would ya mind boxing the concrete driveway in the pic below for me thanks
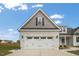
[7,49,76,56]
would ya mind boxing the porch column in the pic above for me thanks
[64,35,66,45]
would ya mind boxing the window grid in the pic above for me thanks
[41,37,46,39]
[36,17,44,26]
[27,37,32,39]
[34,37,39,39]
[26,37,53,39]
[47,37,53,39]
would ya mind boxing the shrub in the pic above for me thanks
[0,43,20,56]
[59,45,69,49]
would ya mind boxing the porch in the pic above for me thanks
[59,35,73,46]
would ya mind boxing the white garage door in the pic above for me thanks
[24,36,58,49]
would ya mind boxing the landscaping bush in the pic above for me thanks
[0,43,20,56]
[59,45,69,49]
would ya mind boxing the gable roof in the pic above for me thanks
[18,9,61,31]
[60,26,79,35]
[74,27,79,32]
[73,27,79,35]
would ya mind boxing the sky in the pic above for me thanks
[0,3,79,41]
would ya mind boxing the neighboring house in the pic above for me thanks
[18,9,79,49]
[0,40,13,43]
[1,40,7,43]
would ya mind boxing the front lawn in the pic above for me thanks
[0,43,20,56]
[68,50,79,55]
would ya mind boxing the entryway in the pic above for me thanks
[59,36,73,46]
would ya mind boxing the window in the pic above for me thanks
[38,17,42,24]
[34,37,39,39]
[76,37,79,42]
[56,35,58,39]
[63,29,65,32]
[62,39,65,43]
[47,37,53,39]
[61,27,66,32]
[27,37,32,39]
[21,35,23,39]
[41,37,46,39]
[60,37,65,43]
[36,17,44,26]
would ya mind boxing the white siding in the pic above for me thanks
[73,35,79,46]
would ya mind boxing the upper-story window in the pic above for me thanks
[62,27,65,32]
[61,27,66,32]
[36,17,44,26]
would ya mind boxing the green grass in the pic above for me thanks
[0,43,20,56]
[68,50,79,55]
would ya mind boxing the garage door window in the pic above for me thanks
[27,37,32,39]
[34,37,39,39]
[41,37,46,39]
[47,37,53,39]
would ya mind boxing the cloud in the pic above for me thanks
[3,3,28,11]
[8,28,14,32]
[3,3,22,9]
[50,14,64,19]
[50,14,64,24]
[55,20,62,24]
[0,0,28,11]
[32,4,43,8]
[0,29,19,41]
[0,6,4,13]
[0,1,43,12]
[0,34,15,39]
[18,4,28,11]
[0,10,2,13]
[8,28,18,34]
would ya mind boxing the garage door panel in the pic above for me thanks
[24,39,57,49]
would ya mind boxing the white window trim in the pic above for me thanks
[37,17,43,26]
[38,17,42,22]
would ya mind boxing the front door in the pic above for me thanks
[60,37,65,45]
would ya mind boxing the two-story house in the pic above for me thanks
[18,9,79,49]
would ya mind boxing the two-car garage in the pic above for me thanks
[20,31,59,50]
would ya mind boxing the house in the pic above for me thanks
[1,40,7,43]
[18,9,79,49]
[0,40,13,43]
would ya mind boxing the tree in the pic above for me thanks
[0,40,2,43]
[17,40,20,44]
